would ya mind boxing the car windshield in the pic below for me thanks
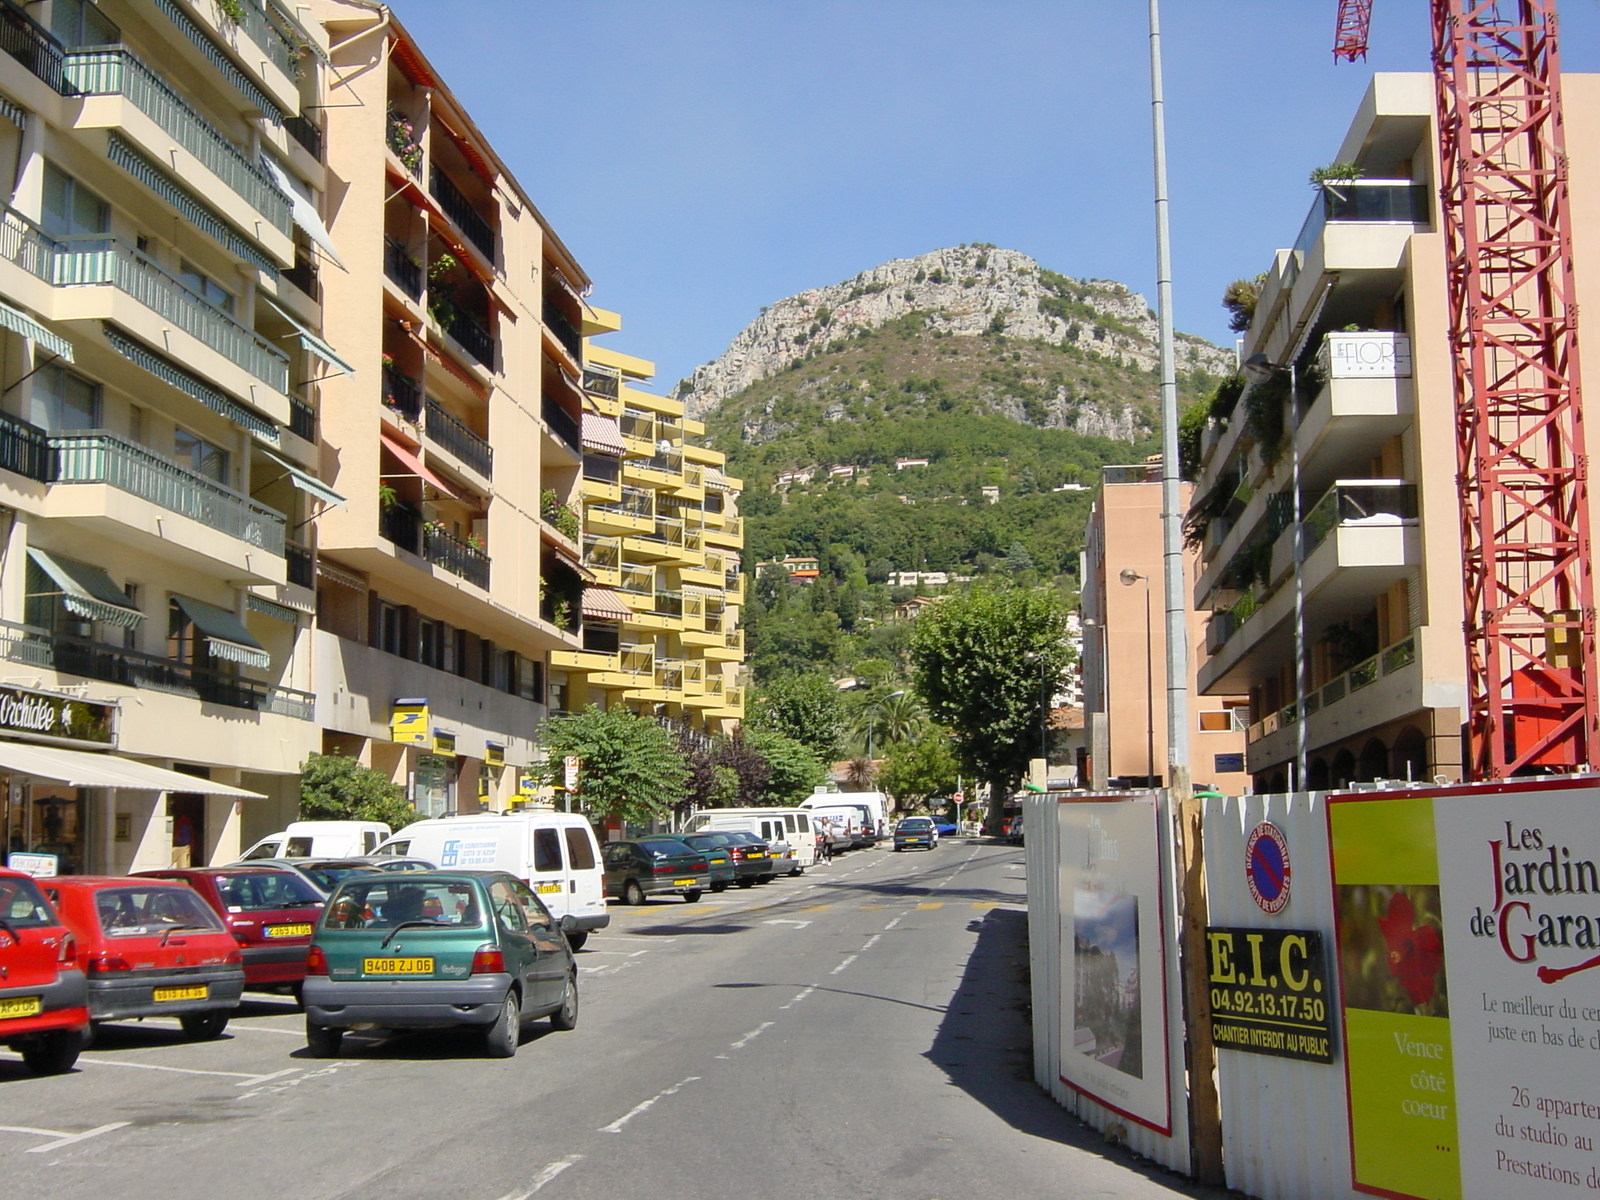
[214,871,324,911]
[641,839,694,858]
[0,876,55,927]
[90,886,222,937]
[298,864,376,891]
[899,819,932,830]
[322,879,485,930]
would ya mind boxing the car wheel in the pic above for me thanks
[710,880,727,893]
[893,845,902,852]
[682,889,702,903]
[623,880,646,907]
[735,877,755,889]
[305,1020,342,1058]
[19,1029,82,1075]
[789,867,803,877]
[484,990,520,1058]
[82,1020,101,1049]
[565,930,588,951]
[290,981,305,1010]
[179,1011,230,1040]
[550,970,579,1032]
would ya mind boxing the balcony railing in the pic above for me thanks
[1247,634,1418,744]
[384,237,423,300]
[653,589,683,617]
[0,618,313,720]
[542,297,582,361]
[52,431,286,556]
[286,541,313,587]
[285,113,323,160]
[64,48,291,233]
[0,0,67,93]
[282,249,319,301]
[380,503,421,554]
[425,397,492,477]
[43,235,290,393]
[583,366,620,398]
[542,397,582,455]
[583,453,620,484]
[430,165,495,260]
[423,523,490,589]
[583,537,620,571]
[1301,480,1418,557]
[1292,180,1430,263]
[230,0,298,78]
[382,366,422,421]
[619,567,654,596]
[620,408,654,441]
[0,409,53,482]
[441,307,494,368]
[289,398,315,441]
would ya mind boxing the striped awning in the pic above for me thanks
[173,596,271,670]
[582,413,625,456]
[27,549,143,628]
[581,586,631,621]
[0,299,71,361]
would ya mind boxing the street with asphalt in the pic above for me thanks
[2,840,1218,1200]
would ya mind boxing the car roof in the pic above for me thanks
[44,876,194,888]
[142,866,295,877]
[330,869,507,884]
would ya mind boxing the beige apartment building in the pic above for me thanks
[556,319,745,731]
[1189,72,1600,791]
[0,0,334,872]
[308,3,592,817]
[1082,461,1249,793]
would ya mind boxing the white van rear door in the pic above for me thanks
[528,825,568,916]
[562,825,604,922]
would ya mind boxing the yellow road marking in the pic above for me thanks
[971,902,1002,910]
[915,902,944,910]
[858,904,886,910]
[797,904,833,912]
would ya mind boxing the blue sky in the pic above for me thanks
[398,1,1600,390]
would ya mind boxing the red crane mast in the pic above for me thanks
[1333,1,1595,778]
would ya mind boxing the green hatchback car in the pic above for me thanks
[302,871,578,1058]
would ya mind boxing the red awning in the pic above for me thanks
[380,429,465,501]
[581,586,631,621]
[582,413,625,456]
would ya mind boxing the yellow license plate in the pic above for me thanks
[0,995,42,1019]
[747,852,766,858]
[265,923,313,939]
[363,957,433,975]
[534,882,562,894]
[674,878,696,886]
[152,985,208,1003]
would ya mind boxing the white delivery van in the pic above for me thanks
[689,808,816,870]
[241,820,391,860]
[371,812,608,947]
[804,804,869,849]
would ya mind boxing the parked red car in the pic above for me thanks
[44,877,245,1040]
[0,867,88,1075]
[136,867,324,999]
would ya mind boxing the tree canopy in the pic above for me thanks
[746,672,846,762]
[299,753,416,830]
[538,706,689,824]
[878,729,960,810]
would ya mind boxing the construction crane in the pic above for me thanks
[1327,1,1595,780]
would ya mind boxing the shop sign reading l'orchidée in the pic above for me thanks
[0,683,115,746]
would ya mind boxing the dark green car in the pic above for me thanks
[302,871,578,1059]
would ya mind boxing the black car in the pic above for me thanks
[720,831,784,882]
[673,834,738,892]
[679,830,771,887]
[602,838,711,905]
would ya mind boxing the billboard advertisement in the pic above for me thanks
[1329,779,1600,1199]
[1057,796,1172,1135]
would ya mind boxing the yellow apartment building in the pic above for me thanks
[557,313,745,732]
[0,0,335,872]
[308,3,591,816]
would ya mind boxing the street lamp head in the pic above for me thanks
[1118,567,1144,587]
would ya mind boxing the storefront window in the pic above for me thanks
[3,783,87,875]
[414,754,454,817]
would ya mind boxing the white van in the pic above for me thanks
[241,820,391,861]
[805,804,871,849]
[372,813,608,948]
[689,808,817,870]
[812,791,890,835]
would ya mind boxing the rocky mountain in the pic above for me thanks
[676,245,1233,420]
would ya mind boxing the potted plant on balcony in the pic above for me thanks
[387,108,423,173]
[426,254,463,332]
[378,483,398,512]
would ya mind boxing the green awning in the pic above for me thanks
[0,300,72,362]
[27,549,143,628]
[258,447,346,507]
[259,293,354,376]
[173,596,271,670]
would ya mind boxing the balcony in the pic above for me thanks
[1297,332,1415,493]
[384,237,423,301]
[0,0,66,93]
[289,398,315,441]
[0,408,53,482]
[380,502,421,554]
[619,566,654,597]
[52,431,285,557]
[42,235,290,394]
[439,306,493,369]
[540,490,581,541]
[1285,180,1430,291]
[0,619,313,719]
[583,366,620,399]
[285,113,323,161]
[226,0,299,80]
[382,367,422,421]
[282,248,319,302]
[423,523,490,589]
[620,407,654,443]
[542,397,582,456]
[286,541,314,588]
[424,397,492,478]
[430,165,495,261]
[583,453,620,484]
[543,297,582,362]
[64,47,291,235]
[1301,480,1418,558]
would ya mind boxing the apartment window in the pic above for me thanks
[704,491,725,514]
[179,260,235,315]
[27,364,99,433]
[376,601,402,656]
[42,164,108,239]
[167,599,235,674]
[50,0,118,47]
[128,404,143,445]
[174,427,229,485]
[516,654,542,702]
[439,622,456,674]
[494,648,513,693]
[418,618,439,669]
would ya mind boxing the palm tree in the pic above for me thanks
[844,755,876,788]
[851,689,926,755]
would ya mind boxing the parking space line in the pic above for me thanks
[0,1052,258,1080]
[25,1122,130,1154]
[238,1068,302,1087]
[599,1075,700,1134]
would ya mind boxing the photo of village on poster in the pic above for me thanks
[1056,797,1171,1135]
[1331,782,1600,1200]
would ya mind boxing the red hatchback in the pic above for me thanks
[44,877,245,1040]
[0,868,88,1075]
[137,867,324,999]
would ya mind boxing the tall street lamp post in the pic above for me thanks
[1120,567,1156,785]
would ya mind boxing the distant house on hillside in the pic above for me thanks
[828,465,858,480]
[894,596,941,621]
[1053,483,1088,493]
[895,457,930,470]
[783,556,820,582]
[981,485,1000,504]
[775,467,816,487]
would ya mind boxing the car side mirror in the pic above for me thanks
[559,914,577,933]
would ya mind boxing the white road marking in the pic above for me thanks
[599,1076,700,1134]
[0,1053,258,1080]
[861,934,881,950]
[25,1122,130,1154]
[237,1067,301,1087]
[0,1125,68,1139]
[763,918,811,928]
[830,954,858,975]
[730,1021,773,1049]
[580,948,653,957]
[598,935,679,943]
[779,985,816,1010]
[493,1155,583,1199]
[884,916,904,930]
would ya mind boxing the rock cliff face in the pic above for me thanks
[676,246,1233,416]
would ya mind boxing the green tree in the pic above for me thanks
[298,753,416,830]
[537,706,688,824]
[909,585,1071,834]
[878,729,960,811]
[744,725,828,804]
[747,672,846,762]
